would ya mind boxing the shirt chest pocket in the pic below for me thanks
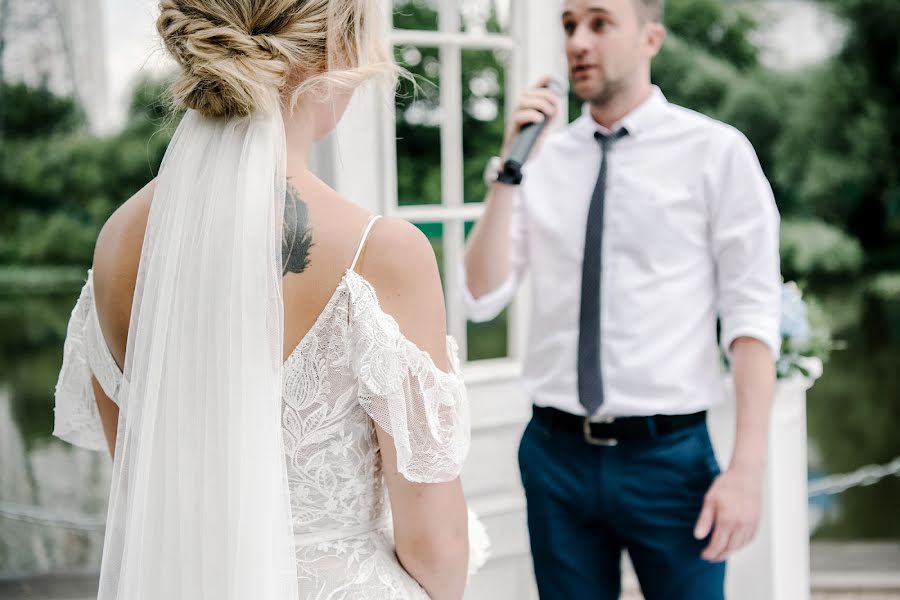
[529,187,594,265]
[607,184,707,265]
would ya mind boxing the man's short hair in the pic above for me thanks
[635,0,664,23]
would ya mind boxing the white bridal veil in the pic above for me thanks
[98,109,298,598]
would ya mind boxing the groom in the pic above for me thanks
[463,0,781,598]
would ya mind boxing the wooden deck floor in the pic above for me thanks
[620,542,900,600]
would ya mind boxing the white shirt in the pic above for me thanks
[462,87,781,417]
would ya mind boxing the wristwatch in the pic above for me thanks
[483,156,523,187]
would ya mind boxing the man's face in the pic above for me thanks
[562,0,660,105]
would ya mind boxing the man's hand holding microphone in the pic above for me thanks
[467,77,564,299]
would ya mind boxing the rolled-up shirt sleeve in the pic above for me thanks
[708,129,782,360]
[461,187,530,323]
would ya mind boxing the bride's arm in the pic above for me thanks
[360,217,469,599]
[90,180,155,459]
[376,425,469,599]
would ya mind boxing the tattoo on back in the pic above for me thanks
[282,179,314,276]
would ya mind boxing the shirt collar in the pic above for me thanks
[572,85,668,139]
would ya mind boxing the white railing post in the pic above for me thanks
[707,373,817,600]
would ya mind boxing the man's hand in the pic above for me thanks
[694,336,775,562]
[693,465,763,562]
[501,75,563,160]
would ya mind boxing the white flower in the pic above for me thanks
[781,281,811,346]
[467,509,491,576]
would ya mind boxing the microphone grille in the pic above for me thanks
[545,77,567,97]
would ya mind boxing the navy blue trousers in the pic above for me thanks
[518,412,726,600]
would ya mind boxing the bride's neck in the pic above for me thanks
[282,102,317,172]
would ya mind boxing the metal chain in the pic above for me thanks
[4,457,899,530]
[808,455,900,497]
[0,501,105,531]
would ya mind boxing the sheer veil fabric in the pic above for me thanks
[98,110,298,599]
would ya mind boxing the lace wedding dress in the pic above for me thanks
[53,215,477,599]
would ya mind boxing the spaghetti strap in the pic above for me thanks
[349,215,382,272]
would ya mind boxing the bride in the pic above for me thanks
[52,0,484,598]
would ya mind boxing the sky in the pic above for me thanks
[102,0,172,129]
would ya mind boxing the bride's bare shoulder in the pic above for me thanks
[90,179,156,363]
[357,217,448,369]
[360,217,439,287]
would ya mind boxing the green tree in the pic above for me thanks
[775,0,900,252]
[0,79,175,266]
[664,0,760,71]
[0,82,84,139]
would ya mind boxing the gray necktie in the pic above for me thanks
[578,128,628,415]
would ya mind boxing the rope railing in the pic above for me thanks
[0,501,105,531]
[807,455,900,497]
[3,455,899,530]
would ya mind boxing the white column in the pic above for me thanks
[708,375,815,600]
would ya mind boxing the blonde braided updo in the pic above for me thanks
[157,0,393,118]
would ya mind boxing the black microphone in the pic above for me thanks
[500,78,566,185]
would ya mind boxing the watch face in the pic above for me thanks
[483,156,503,187]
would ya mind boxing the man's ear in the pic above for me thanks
[646,22,666,58]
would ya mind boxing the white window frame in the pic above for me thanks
[324,0,568,379]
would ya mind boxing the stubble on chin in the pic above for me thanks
[582,75,626,109]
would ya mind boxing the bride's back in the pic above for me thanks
[79,166,468,598]
[90,171,445,371]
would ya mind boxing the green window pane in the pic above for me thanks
[393,0,438,31]
[463,220,509,359]
[395,45,442,206]
[467,308,509,360]
[462,48,509,204]
[460,0,511,34]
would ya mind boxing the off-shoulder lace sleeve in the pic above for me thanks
[52,271,123,451]
[348,273,471,483]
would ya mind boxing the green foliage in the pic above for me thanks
[823,0,900,99]
[392,0,438,31]
[0,265,86,296]
[663,0,761,71]
[394,44,442,205]
[773,61,891,235]
[652,34,739,118]
[462,49,508,204]
[652,0,766,114]
[780,218,865,280]
[774,0,900,250]
[0,82,84,138]
[869,272,900,301]
[0,79,176,267]
[15,211,101,265]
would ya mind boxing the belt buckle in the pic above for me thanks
[582,416,618,446]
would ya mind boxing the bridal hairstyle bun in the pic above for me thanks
[157,0,394,118]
